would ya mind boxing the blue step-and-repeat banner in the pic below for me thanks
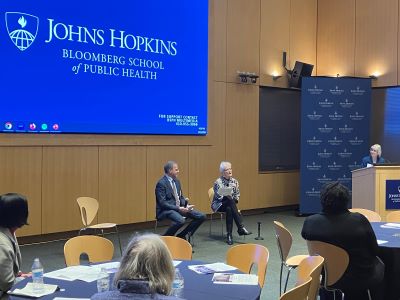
[300,77,371,214]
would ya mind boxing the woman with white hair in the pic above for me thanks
[211,161,251,245]
[91,233,182,300]
[361,144,386,168]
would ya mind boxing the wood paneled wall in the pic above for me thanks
[1,0,319,237]
[317,0,400,87]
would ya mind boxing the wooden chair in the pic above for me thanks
[386,210,400,222]
[208,187,225,236]
[307,240,351,300]
[76,196,122,254]
[64,235,114,266]
[274,221,308,294]
[226,243,269,287]
[349,208,381,222]
[279,276,312,300]
[296,256,324,300]
[161,236,193,260]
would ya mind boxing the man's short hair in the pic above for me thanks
[0,193,29,228]
[320,181,350,214]
[164,161,177,174]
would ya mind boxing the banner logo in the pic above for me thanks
[5,12,39,51]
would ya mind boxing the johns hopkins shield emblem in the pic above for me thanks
[5,12,39,51]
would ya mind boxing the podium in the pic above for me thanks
[352,165,400,220]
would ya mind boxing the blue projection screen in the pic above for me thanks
[0,1,208,135]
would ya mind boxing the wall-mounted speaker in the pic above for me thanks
[289,61,314,88]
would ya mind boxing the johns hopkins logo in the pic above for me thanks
[5,12,39,51]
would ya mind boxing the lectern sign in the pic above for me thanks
[386,180,400,209]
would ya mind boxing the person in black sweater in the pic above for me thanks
[301,182,384,300]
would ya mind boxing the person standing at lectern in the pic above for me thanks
[361,144,386,168]
[155,161,206,241]
[212,161,252,245]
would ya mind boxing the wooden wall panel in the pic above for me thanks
[257,172,299,208]
[42,147,99,233]
[259,0,290,87]
[317,0,355,77]
[289,0,317,74]
[355,0,398,87]
[0,147,42,237]
[146,147,189,221]
[210,0,227,82]
[98,146,147,225]
[226,0,260,83]
[226,84,259,209]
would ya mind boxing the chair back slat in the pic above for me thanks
[349,208,381,222]
[77,197,99,226]
[161,236,193,260]
[280,277,312,300]
[296,256,324,300]
[273,221,293,261]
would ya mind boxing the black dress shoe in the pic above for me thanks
[237,227,252,236]
[226,233,233,245]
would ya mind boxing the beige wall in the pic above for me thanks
[1,0,349,237]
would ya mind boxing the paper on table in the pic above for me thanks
[188,262,237,274]
[91,262,120,273]
[381,223,400,229]
[212,273,258,285]
[217,186,233,197]
[173,260,182,267]
[45,266,101,282]
[377,240,388,245]
[9,282,59,298]
[53,298,90,300]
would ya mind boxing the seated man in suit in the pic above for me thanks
[155,161,206,240]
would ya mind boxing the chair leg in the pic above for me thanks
[220,213,224,237]
[154,219,158,233]
[209,214,213,236]
[367,289,371,300]
[115,226,122,255]
[283,267,293,293]
[279,263,283,295]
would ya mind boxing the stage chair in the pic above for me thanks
[208,187,225,236]
[161,236,193,260]
[226,243,269,287]
[296,256,324,300]
[274,221,308,294]
[386,210,400,222]
[77,196,122,254]
[279,276,312,300]
[64,235,114,266]
[349,208,381,222]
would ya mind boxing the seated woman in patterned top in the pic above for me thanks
[212,161,252,245]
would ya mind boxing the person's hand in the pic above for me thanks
[186,204,195,211]
[18,272,32,278]
[179,206,190,213]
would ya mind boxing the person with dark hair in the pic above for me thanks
[361,144,386,168]
[301,182,384,300]
[0,193,29,294]
[155,161,206,240]
[91,233,181,300]
[212,161,251,245]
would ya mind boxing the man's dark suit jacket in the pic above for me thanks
[155,175,188,220]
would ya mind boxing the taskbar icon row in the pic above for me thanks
[2,121,61,132]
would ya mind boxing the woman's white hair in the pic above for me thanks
[114,233,175,295]
[219,161,231,173]
[371,144,382,156]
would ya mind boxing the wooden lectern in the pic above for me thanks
[352,165,400,220]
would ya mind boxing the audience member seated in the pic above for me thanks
[301,181,384,300]
[91,233,182,300]
[212,161,251,245]
[0,193,29,295]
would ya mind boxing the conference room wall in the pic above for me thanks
[317,0,399,87]
[1,0,303,237]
